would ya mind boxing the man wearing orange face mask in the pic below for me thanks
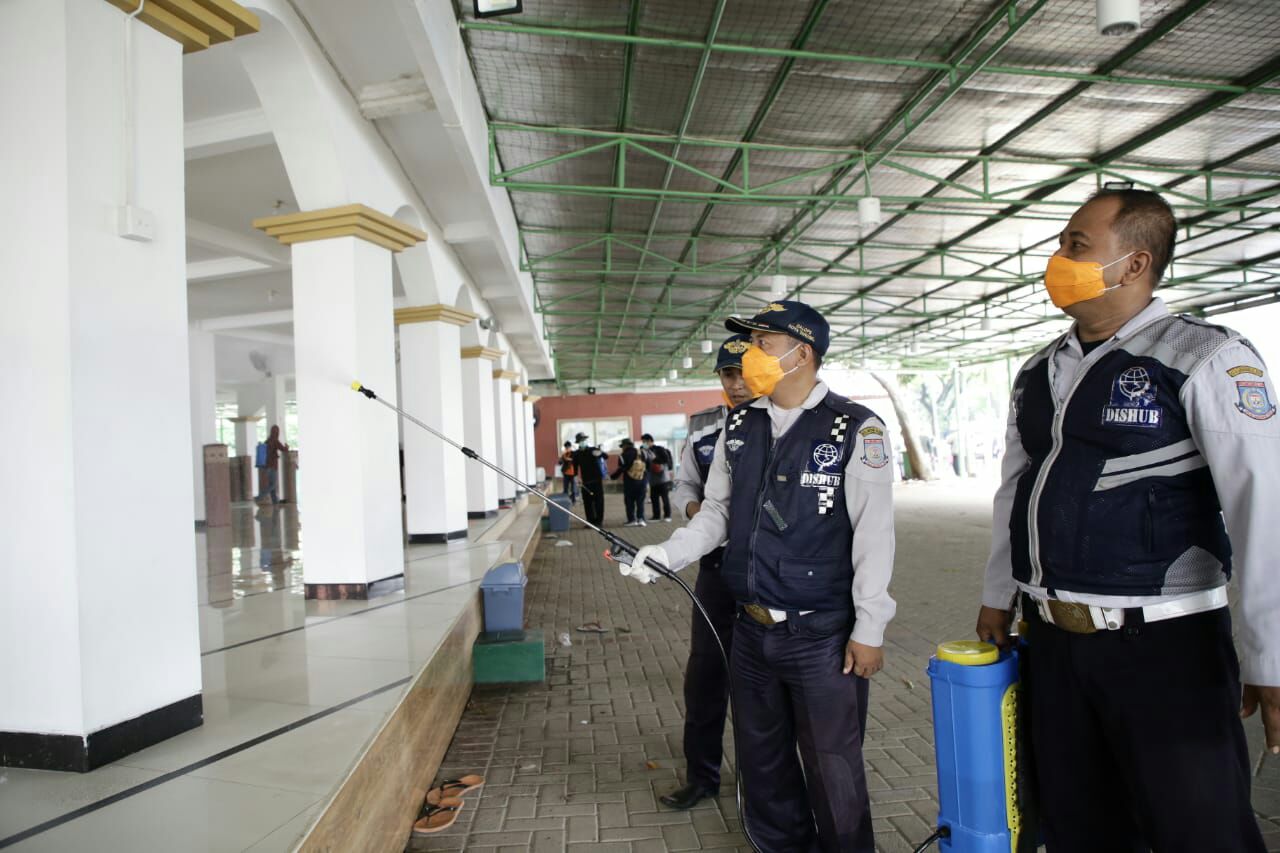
[977,189,1278,851]
[620,302,897,851]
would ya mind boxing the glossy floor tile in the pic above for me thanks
[1,498,540,853]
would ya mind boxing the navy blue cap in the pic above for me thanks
[725,300,829,356]
[713,334,750,373]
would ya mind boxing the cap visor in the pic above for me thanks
[724,317,776,334]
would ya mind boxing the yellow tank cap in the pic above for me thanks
[936,640,999,666]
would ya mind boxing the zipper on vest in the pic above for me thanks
[1027,342,1109,586]
[746,409,809,603]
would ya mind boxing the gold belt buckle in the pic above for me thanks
[1046,600,1097,634]
[743,604,776,626]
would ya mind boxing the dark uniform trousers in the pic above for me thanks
[579,480,605,526]
[730,609,873,853]
[681,550,736,791]
[1022,598,1265,852]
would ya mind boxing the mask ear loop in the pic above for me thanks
[1098,251,1137,294]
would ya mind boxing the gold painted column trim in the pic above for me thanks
[105,0,259,53]
[525,395,541,404]
[394,305,477,327]
[493,370,519,381]
[253,205,428,253]
[228,415,262,423]
[512,384,530,395]
[461,346,504,361]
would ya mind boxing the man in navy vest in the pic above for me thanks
[977,189,1280,851]
[658,333,753,810]
[622,302,896,852]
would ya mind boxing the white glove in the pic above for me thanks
[619,544,668,585]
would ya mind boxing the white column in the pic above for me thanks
[524,396,539,484]
[0,0,221,768]
[264,373,288,435]
[189,329,217,523]
[231,415,262,458]
[492,370,516,503]
[398,307,471,542]
[460,348,500,516]
[290,236,404,594]
[511,383,529,491]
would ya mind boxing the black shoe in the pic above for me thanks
[659,783,718,810]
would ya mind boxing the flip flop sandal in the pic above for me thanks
[575,621,609,633]
[425,774,486,806]
[411,797,464,835]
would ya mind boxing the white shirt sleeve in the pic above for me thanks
[672,440,704,520]
[983,398,1028,611]
[659,431,731,571]
[846,417,898,647]
[1183,340,1280,686]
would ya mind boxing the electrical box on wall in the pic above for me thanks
[116,205,156,242]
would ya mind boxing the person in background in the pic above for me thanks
[572,432,607,527]
[264,424,289,504]
[559,440,578,504]
[641,433,674,523]
[659,333,753,810]
[611,438,649,527]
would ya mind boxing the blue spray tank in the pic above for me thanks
[924,639,1036,852]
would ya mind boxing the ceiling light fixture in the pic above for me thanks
[682,355,693,369]
[1096,0,1139,36]
[474,0,522,18]
[858,196,882,229]
[769,274,788,300]
[700,339,714,354]
[668,369,678,380]
[659,377,667,387]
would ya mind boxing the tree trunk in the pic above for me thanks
[872,372,936,481]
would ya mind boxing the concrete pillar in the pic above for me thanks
[397,305,474,542]
[264,373,288,437]
[460,347,502,517]
[511,382,529,491]
[0,0,260,771]
[254,205,427,598]
[524,395,540,484]
[189,330,217,524]
[231,415,262,459]
[492,369,518,504]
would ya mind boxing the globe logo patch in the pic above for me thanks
[1103,365,1162,429]
[802,441,843,487]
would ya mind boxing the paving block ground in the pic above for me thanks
[409,480,1280,852]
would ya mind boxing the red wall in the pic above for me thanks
[534,389,724,474]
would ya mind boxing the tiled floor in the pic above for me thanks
[0,499,531,853]
[413,480,1280,853]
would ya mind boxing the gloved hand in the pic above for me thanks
[619,544,668,585]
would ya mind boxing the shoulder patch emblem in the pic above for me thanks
[1235,380,1276,420]
[1227,365,1264,378]
[858,426,889,469]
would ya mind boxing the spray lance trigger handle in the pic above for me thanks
[603,533,670,581]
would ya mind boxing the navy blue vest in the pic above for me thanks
[1010,314,1235,596]
[721,392,875,611]
[687,406,727,570]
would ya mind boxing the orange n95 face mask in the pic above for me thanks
[1043,252,1134,308]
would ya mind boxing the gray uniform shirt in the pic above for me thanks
[983,298,1280,685]
[658,381,898,647]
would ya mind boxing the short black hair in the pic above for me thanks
[641,433,653,442]
[1088,189,1177,285]
[563,441,571,447]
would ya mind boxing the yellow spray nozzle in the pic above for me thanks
[351,381,363,392]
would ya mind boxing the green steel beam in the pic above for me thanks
[587,0,642,386]
[603,0,732,372]
[459,19,1280,99]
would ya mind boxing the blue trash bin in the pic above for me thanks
[480,562,527,633]
[927,640,1025,853]
[547,493,572,532]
